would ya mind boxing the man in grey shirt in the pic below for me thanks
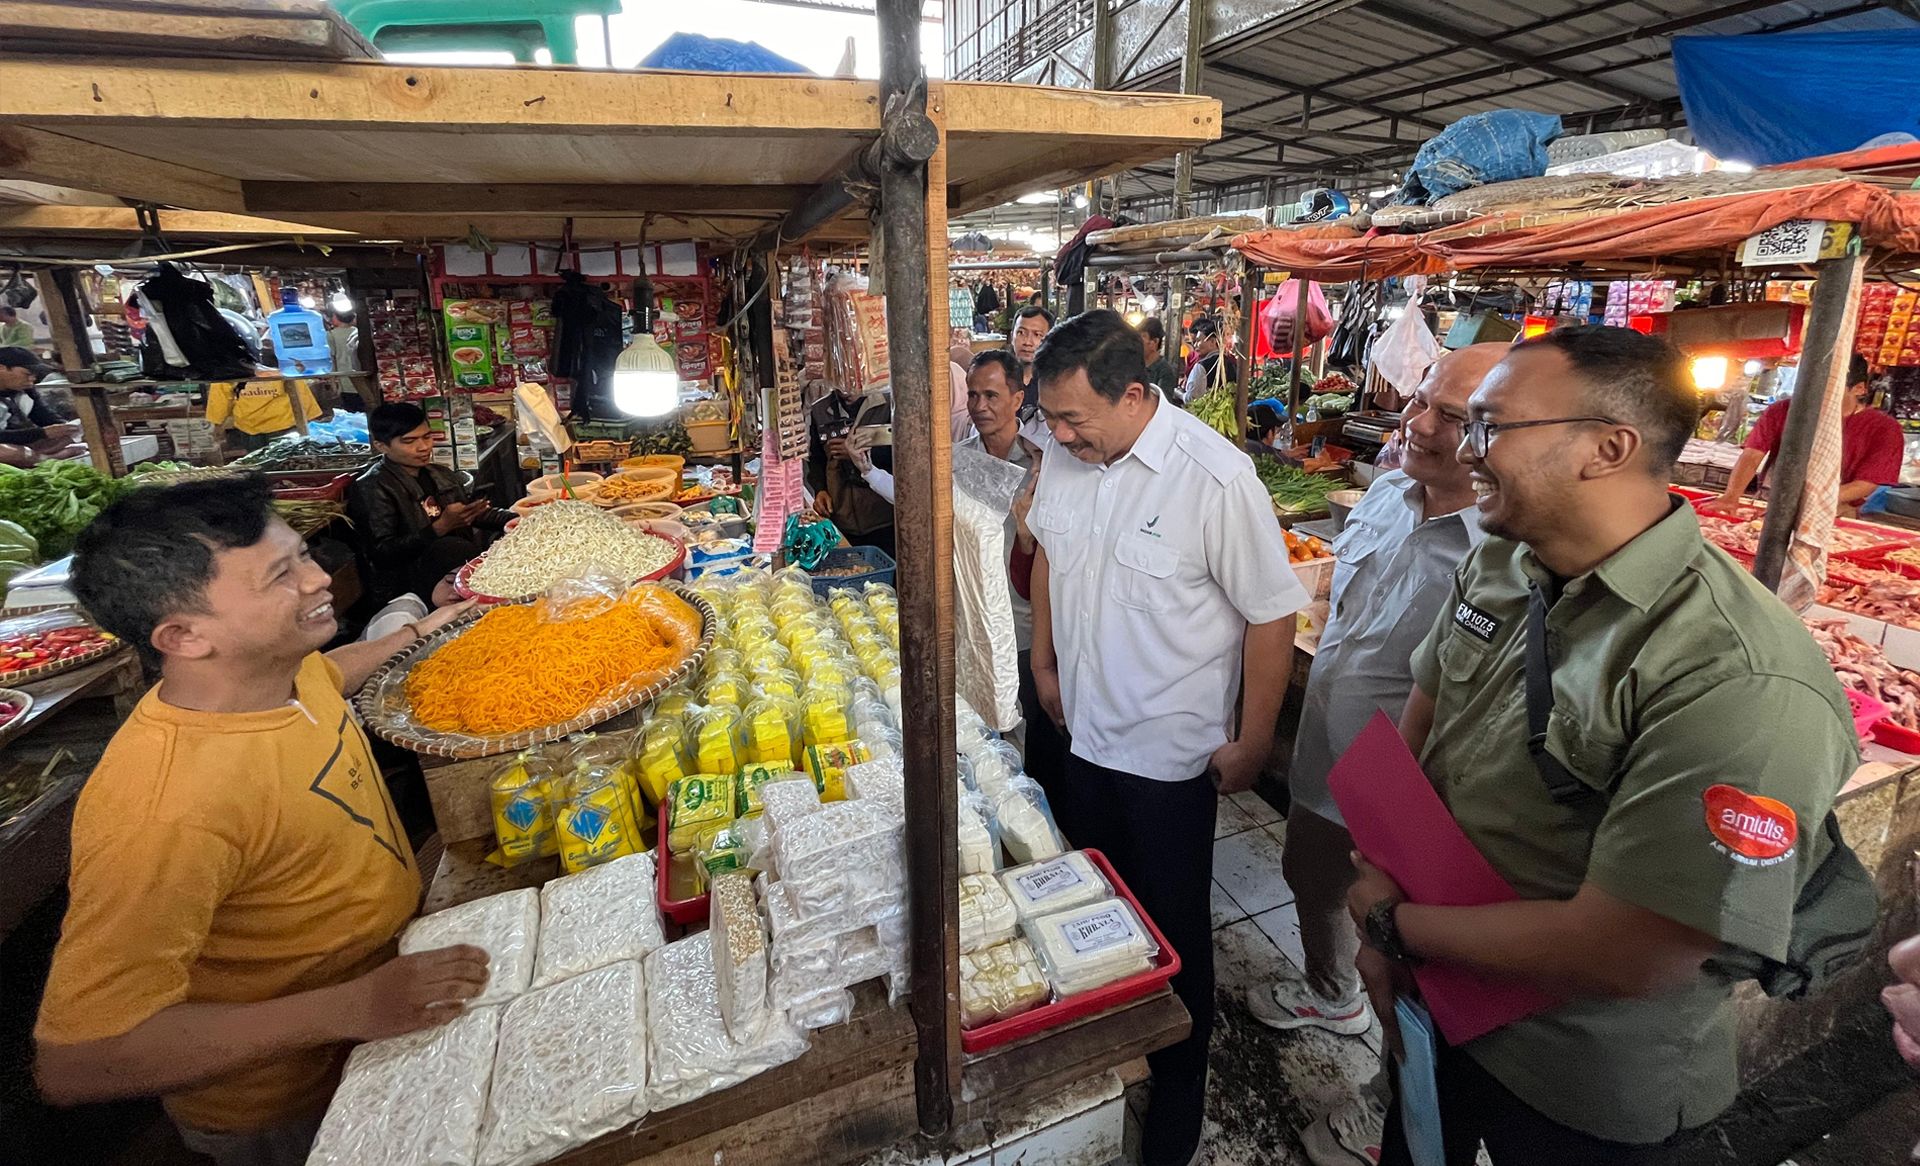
[1247,343,1507,1166]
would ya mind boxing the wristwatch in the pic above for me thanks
[1363,897,1419,965]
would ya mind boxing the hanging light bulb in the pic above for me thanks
[1072,192,1089,209]
[330,289,353,313]
[612,332,680,417]
[297,293,317,309]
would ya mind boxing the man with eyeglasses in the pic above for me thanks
[1244,343,1508,1166]
[1349,327,1857,1164]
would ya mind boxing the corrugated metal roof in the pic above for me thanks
[1109,0,1918,211]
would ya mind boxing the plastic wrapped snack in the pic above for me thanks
[489,752,556,866]
[736,764,797,818]
[741,696,802,768]
[789,987,855,1031]
[994,777,1067,864]
[957,873,1018,954]
[964,738,1023,801]
[750,666,804,700]
[400,888,538,1008]
[843,754,904,808]
[478,962,648,1166]
[646,933,809,1111]
[759,774,822,831]
[710,871,772,1042]
[552,769,646,874]
[308,1004,500,1166]
[533,852,665,988]
[800,683,853,748]
[691,705,746,775]
[636,715,692,807]
[957,783,999,876]
[801,740,869,802]
[667,773,736,854]
[774,799,905,924]
[1000,851,1110,923]
[1025,897,1157,998]
[960,938,1051,1029]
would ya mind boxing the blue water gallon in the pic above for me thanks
[265,288,333,376]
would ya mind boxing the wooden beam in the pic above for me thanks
[0,181,122,207]
[242,182,816,216]
[0,0,376,62]
[0,205,353,238]
[0,126,245,212]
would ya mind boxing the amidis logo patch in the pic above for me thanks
[1703,783,1798,866]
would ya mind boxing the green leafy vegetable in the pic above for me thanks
[1254,460,1341,514]
[0,461,128,562]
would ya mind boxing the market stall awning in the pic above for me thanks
[1231,178,1920,281]
[0,55,1221,245]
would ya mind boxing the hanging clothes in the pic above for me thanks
[549,270,625,420]
[134,263,255,381]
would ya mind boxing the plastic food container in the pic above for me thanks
[526,471,604,499]
[959,849,1181,1054]
[656,786,711,925]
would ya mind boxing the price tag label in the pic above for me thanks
[1060,906,1135,955]
[1016,860,1084,904]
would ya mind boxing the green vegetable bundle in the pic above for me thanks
[1188,388,1240,441]
[1255,460,1341,514]
[0,460,129,562]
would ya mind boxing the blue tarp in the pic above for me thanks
[1674,29,1920,166]
[640,32,813,75]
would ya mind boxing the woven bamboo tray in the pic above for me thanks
[0,688,34,749]
[0,605,126,686]
[351,584,716,760]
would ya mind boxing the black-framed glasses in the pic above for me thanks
[1464,415,1617,458]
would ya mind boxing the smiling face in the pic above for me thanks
[1012,314,1050,366]
[375,422,437,470]
[1038,368,1154,464]
[156,518,336,667]
[1401,344,1505,493]
[1460,346,1602,543]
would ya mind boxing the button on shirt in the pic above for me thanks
[1289,470,1484,824]
[1408,499,1855,1143]
[1031,398,1307,782]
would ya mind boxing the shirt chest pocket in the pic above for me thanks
[1543,707,1628,799]
[1437,629,1494,683]
[1110,532,1181,613]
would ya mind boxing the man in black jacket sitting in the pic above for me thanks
[347,403,507,606]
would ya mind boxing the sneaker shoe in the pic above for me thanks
[1246,975,1373,1037]
[1300,1092,1386,1166]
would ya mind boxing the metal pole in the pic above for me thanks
[1752,251,1864,591]
[1235,266,1256,447]
[874,0,961,1137]
[1284,272,1310,413]
[1172,0,1206,217]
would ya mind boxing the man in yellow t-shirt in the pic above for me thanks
[205,377,325,453]
[35,475,486,1166]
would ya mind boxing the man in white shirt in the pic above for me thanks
[1245,343,1507,1166]
[1028,310,1306,1166]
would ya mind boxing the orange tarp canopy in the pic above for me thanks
[1231,180,1920,280]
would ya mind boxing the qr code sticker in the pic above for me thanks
[1753,219,1815,261]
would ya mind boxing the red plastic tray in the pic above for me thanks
[1874,719,1920,755]
[1847,689,1890,741]
[655,786,711,925]
[960,848,1182,1055]
[454,531,687,604]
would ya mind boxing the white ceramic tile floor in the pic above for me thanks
[1211,824,1295,918]
[1231,790,1284,828]
[1215,795,1256,839]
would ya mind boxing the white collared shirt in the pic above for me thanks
[1288,469,1486,822]
[1031,398,1306,781]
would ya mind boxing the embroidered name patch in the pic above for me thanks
[1451,599,1501,643]
[1703,783,1798,867]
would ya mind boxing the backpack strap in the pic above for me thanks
[1525,581,1597,806]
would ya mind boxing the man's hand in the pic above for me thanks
[415,599,477,638]
[1032,657,1065,729]
[1207,736,1267,794]
[827,436,850,462]
[1886,934,1920,1069]
[1347,852,1406,929]
[43,422,77,443]
[845,428,877,473]
[335,946,490,1042]
[812,490,833,519]
[430,501,484,536]
[1701,494,1744,518]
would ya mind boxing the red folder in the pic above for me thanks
[1328,711,1561,1045]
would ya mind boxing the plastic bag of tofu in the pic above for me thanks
[993,776,1066,865]
[532,851,666,988]
[308,1005,500,1166]
[399,888,539,1008]
[999,851,1110,923]
[1024,896,1158,998]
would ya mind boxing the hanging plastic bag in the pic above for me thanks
[1260,280,1335,353]
[1371,297,1440,399]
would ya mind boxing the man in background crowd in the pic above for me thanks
[1707,354,1901,516]
[347,402,507,607]
[0,347,78,463]
[1357,327,1859,1163]
[1029,310,1305,1166]
[1246,343,1506,1166]
[0,305,35,349]
[1140,317,1181,403]
[1182,316,1239,403]
[1010,304,1054,398]
[809,375,895,558]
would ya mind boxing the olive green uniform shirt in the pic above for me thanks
[1409,499,1855,1144]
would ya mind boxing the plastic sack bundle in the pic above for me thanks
[532,852,665,988]
[959,873,1019,954]
[992,777,1067,865]
[1024,897,1157,998]
[400,888,539,1008]
[789,987,855,1031]
[308,1005,500,1166]
[1400,109,1563,203]
[646,933,809,1111]
[960,938,1050,1029]
[951,445,1027,731]
[477,961,648,1166]
[772,798,904,920]
[1000,851,1109,923]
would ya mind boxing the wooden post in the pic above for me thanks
[1235,266,1256,448]
[1753,251,1864,591]
[1284,273,1310,415]
[35,267,124,475]
[280,379,311,436]
[1172,0,1206,218]
[875,0,960,1138]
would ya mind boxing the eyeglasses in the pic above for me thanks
[1464,415,1617,459]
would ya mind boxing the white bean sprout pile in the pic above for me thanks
[468,501,678,598]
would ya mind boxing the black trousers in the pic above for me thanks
[1382,1038,1693,1166]
[1015,649,1071,803]
[1055,752,1216,1166]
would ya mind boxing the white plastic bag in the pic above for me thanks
[308,1006,500,1166]
[1370,284,1439,397]
[646,933,809,1111]
[532,852,665,988]
[400,889,539,1008]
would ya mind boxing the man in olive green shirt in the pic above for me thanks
[1347,327,1856,1164]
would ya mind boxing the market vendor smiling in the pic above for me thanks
[35,476,485,1166]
